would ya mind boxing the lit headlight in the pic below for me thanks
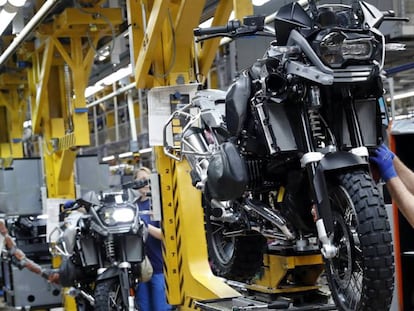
[101,206,136,225]
[317,32,374,67]
[112,208,135,222]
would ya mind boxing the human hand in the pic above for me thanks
[41,268,60,285]
[369,144,397,182]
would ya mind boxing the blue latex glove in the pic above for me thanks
[370,144,397,182]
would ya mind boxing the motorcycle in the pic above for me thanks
[163,0,401,310]
[50,181,149,311]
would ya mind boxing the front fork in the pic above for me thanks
[302,153,338,259]
[302,149,369,260]
[119,262,135,311]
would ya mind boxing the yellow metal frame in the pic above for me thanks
[247,253,324,294]
[130,1,254,309]
[15,6,122,309]
[0,72,27,163]
[22,6,123,198]
[130,1,329,308]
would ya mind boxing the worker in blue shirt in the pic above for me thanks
[134,166,171,311]
[370,144,414,227]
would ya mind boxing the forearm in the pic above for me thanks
[148,224,163,240]
[394,157,414,194]
[387,177,414,228]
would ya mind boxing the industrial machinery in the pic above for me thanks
[0,0,410,310]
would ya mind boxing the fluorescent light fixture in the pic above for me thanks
[8,0,26,7]
[139,148,152,154]
[98,64,132,86]
[386,90,414,102]
[85,64,133,98]
[252,0,271,6]
[118,151,133,158]
[102,155,115,162]
[85,84,104,98]
[0,0,27,35]
[0,9,16,35]
[199,17,213,28]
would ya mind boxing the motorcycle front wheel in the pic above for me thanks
[94,279,129,311]
[325,170,394,311]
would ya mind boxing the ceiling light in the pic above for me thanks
[199,17,213,28]
[98,64,132,86]
[252,0,271,6]
[85,84,104,98]
[0,0,27,35]
[118,151,133,158]
[102,155,115,162]
[139,148,152,154]
[8,0,26,7]
[0,9,16,35]
[386,90,414,102]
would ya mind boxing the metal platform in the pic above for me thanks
[194,297,337,311]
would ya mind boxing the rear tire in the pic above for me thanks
[205,201,266,281]
[326,170,394,311]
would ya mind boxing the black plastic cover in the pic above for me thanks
[207,142,248,201]
[274,2,312,45]
[225,72,251,136]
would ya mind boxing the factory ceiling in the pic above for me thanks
[0,0,413,97]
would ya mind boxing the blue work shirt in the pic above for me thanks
[138,198,164,274]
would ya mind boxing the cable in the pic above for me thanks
[74,0,116,60]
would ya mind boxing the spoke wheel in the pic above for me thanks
[95,279,127,311]
[204,201,266,281]
[325,170,394,311]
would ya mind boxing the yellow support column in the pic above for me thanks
[0,72,28,161]
[25,6,122,198]
[130,0,241,309]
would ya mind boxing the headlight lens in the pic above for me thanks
[101,206,136,225]
[317,32,374,67]
[112,208,135,222]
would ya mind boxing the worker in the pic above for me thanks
[134,166,171,311]
[370,143,414,228]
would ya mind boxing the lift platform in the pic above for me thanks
[194,296,337,311]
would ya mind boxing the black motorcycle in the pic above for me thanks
[163,1,401,310]
[50,184,148,311]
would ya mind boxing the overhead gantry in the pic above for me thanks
[17,3,123,199]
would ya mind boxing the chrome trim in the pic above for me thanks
[333,66,376,82]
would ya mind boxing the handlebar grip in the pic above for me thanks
[194,20,241,36]
[381,10,395,17]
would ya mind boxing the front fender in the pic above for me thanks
[318,151,368,172]
[96,266,131,306]
[96,266,120,282]
[314,151,369,234]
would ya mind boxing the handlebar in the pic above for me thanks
[193,15,269,41]
[194,20,241,36]
[122,179,149,190]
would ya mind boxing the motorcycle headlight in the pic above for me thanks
[101,206,136,225]
[112,208,135,222]
[317,32,374,67]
